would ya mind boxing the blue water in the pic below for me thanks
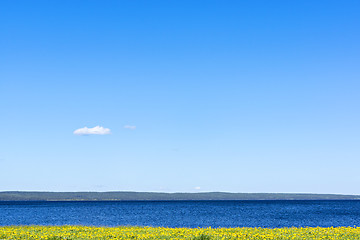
[1,201,360,228]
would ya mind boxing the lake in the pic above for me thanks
[1,200,360,228]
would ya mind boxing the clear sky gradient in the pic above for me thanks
[1,1,360,194]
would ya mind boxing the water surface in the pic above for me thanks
[1,200,360,228]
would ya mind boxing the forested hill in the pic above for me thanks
[1,191,360,201]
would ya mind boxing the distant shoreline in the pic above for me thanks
[1,191,360,201]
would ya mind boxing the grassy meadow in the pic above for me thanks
[1,226,360,239]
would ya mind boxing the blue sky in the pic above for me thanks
[1,0,360,194]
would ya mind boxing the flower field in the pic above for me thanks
[1,226,360,239]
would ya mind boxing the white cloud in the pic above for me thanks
[124,125,136,130]
[73,126,111,135]
[194,187,201,190]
